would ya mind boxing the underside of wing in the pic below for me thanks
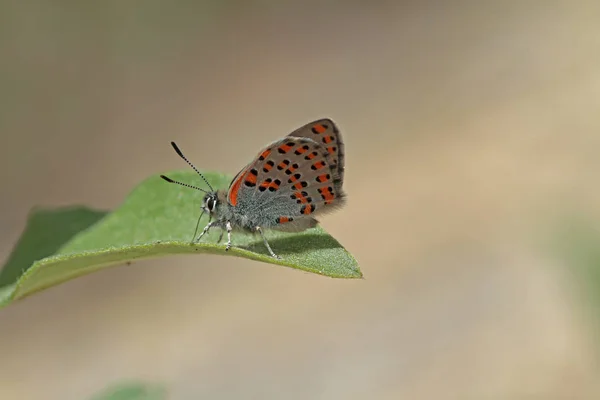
[227,135,345,229]
[287,118,345,184]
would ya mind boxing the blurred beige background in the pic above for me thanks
[1,1,600,399]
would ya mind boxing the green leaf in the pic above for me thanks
[89,382,166,400]
[0,206,107,287]
[0,171,361,308]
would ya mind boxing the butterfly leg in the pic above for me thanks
[195,221,215,243]
[216,230,224,244]
[225,221,233,251]
[256,226,281,259]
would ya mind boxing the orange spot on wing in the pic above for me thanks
[312,161,326,170]
[259,149,271,160]
[323,135,334,144]
[246,172,257,185]
[327,146,336,154]
[318,187,335,204]
[294,191,308,203]
[313,124,327,134]
[302,204,313,215]
[316,174,329,183]
[278,143,294,154]
[260,178,280,191]
[294,182,303,190]
[277,216,292,224]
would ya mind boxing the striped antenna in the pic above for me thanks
[169,141,214,192]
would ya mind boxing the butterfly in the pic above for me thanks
[160,118,346,259]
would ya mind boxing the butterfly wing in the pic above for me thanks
[287,118,345,184]
[227,134,345,232]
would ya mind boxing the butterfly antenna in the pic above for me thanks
[160,175,208,193]
[170,141,215,192]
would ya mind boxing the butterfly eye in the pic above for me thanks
[205,196,216,212]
